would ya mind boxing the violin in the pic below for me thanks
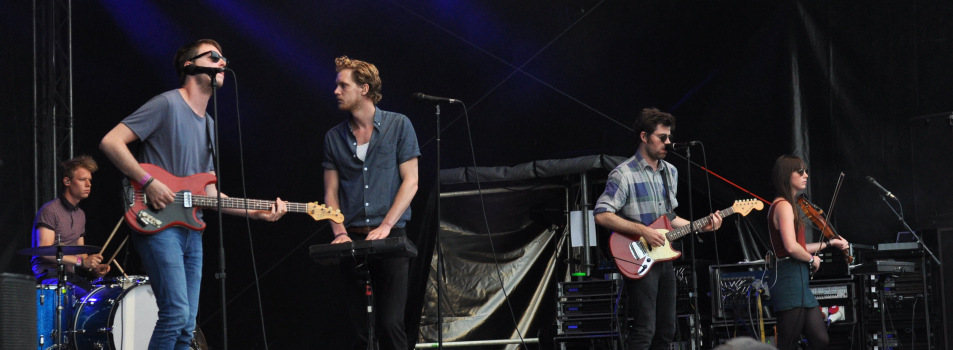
[796,194,853,264]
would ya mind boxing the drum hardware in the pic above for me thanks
[18,236,100,350]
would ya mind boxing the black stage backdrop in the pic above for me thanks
[2,0,953,348]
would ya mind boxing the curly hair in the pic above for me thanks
[335,56,382,104]
[634,107,675,142]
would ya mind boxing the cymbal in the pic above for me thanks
[17,245,101,256]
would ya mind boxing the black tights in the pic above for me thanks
[775,307,829,350]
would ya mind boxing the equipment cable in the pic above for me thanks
[459,101,528,348]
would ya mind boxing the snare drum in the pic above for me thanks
[36,284,75,350]
[73,283,159,349]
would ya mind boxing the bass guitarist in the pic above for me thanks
[100,39,288,350]
[594,108,721,350]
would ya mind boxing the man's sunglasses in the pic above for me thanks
[653,133,672,143]
[188,50,227,64]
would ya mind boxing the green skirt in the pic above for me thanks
[766,258,818,312]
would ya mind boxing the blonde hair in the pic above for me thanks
[335,56,382,104]
[62,155,98,179]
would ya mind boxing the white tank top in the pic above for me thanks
[356,143,369,161]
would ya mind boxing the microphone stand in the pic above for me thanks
[682,145,702,349]
[54,232,66,349]
[877,196,940,266]
[432,103,445,350]
[204,71,229,349]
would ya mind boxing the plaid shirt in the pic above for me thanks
[594,151,678,225]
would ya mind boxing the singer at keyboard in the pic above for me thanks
[322,55,420,350]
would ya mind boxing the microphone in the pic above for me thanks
[865,176,897,200]
[668,141,699,150]
[411,92,460,104]
[184,65,225,76]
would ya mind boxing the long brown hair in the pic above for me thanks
[771,155,805,228]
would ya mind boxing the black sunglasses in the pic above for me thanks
[188,50,227,64]
[796,168,808,175]
[653,133,672,143]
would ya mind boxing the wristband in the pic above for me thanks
[139,173,152,186]
[75,256,83,267]
[142,177,155,189]
[334,232,348,239]
[808,256,815,265]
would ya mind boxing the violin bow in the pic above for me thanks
[811,172,846,278]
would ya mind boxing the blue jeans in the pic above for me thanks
[132,226,203,350]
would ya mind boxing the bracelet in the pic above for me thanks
[139,173,152,186]
[334,232,348,239]
[142,177,155,189]
[75,256,83,267]
[808,256,815,265]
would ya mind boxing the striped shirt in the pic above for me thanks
[594,151,679,225]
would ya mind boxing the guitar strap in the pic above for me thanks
[659,162,675,215]
[205,114,217,160]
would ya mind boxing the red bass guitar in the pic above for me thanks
[123,163,343,234]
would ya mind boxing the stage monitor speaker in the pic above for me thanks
[0,273,37,350]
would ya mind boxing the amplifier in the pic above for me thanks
[808,281,856,324]
[559,279,620,299]
[558,298,618,318]
[850,260,915,275]
[557,316,619,335]
[0,273,37,350]
[709,263,773,321]
[810,284,849,300]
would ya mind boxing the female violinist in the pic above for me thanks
[766,155,849,350]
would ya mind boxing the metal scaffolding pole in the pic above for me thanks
[33,0,74,209]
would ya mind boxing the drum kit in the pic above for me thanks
[17,219,205,350]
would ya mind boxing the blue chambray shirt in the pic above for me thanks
[594,151,679,225]
[323,107,420,228]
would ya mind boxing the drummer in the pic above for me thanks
[30,155,110,296]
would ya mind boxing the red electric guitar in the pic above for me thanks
[123,163,343,234]
[609,199,763,280]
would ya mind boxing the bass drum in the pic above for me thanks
[73,283,159,349]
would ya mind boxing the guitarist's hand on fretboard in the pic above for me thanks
[254,197,288,222]
[145,179,176,210]
[704,211,723,232]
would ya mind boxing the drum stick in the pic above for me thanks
[106,236,128,266]
[111,259,128,278]
[99,217,125,255]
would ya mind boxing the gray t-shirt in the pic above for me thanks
[122,89,215,177]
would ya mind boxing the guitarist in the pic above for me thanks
[100,39,288,350]
[594,108,721,350]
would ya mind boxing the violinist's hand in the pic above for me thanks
[829,236,849,250]
[810,256,821,272]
